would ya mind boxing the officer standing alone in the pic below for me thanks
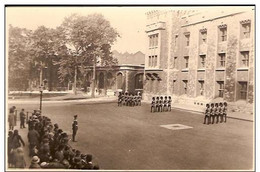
[72,115,78,142]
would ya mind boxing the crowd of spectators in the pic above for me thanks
[8,107,99,169]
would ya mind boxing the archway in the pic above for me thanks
[98,72,105,89]
[116,72,123,89]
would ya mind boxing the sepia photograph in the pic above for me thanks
[5,5,255,171]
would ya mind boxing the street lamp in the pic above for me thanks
[39,85,43,111]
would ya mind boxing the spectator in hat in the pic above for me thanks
[12,130,25,149]
[28,126,40,156]
[55,145,64,162]
[84,154,94,169]
[8,108,15,130]
[29,156,41,169]
[13,147,26,168]
[8,131,14,167]
[151,97,156,113]
[19,109,26,129]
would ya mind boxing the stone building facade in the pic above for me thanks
[85,64,144,95]
[143,7,254,106]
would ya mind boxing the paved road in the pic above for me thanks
[8,101,254,170]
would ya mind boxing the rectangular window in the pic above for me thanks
[239,82,247,100]
[200,31,207,44]
[241,23,251,39]
[185,34,190,46]
[183,80,188,94]
[151,56,154,67]
[199,80,204,96]
[149,56,151,67]
[154,34,158,46]
[184,56,189,68]
[240,51,249,67]
[174,35,178,47]
[218,53,226,68]
[219,27,227,42]
[173,57,177,68]
[199,55,206,68]
[154,55,157,67]
[217,81,224,98]
[149,34,159,47]
[172,80,176,93]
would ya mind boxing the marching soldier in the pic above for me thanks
[214,103,219,123]
[219,102,224,123]
[210,103,215,124]
[151,97,156,113]
[203,103,210,124]
[155,97,160,112]
[72,115,78,142]
[223,102,227,123]
[137,92,142,106]
[163,96,168,112]
[168,96,172,111]
[159,96,164,112]
[118,92,122,106]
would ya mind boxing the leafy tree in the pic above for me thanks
[56,13,119,95]
[8,25,32,91]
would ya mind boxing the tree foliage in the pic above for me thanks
[8,13,119,91]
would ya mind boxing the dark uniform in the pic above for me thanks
[118,93,122,106]
[219,102,223,123]
[72,115,78,142]
[151,97,156,113]
[223,102,227,123]
[163,96,168,112]
[20,109,26,129]
[155,97,160,112]
[210,103,215,124]
[168,96,172,111]
[214,103,219,123]
[159,97,163,112]
[137,93,142,106]
[203,104,211,124]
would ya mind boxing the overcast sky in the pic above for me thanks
[6,7,157,53]
[6,6,253,54]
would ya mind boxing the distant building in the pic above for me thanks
[112,50,145,65]
[85,51,145,95]
[143,7,254,105]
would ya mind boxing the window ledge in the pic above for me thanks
[149,46,158,49]
[216,68,226,71]
[197,68,205,71]
[145,68,163,71]
[237,68,249,71]
[181,68,189,72]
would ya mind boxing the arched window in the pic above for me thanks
[107,72,113,89]
[98,72,104,89]
[135,73,144,89]
[116,73,123,89]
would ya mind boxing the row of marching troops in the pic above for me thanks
[151,96,172,113]
[204,102,228,125]
[8,107,99,170]
[118,92,142,107]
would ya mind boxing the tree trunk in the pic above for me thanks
[91,57,96,98]
[73,66,77,95]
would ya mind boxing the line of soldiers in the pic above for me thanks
[203,102,228,125]
[118,92,142,107]
[151,96,172,113]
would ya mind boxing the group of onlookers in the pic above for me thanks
[150,96,172,113]
[203,102,228,124]
[8,107,99,169]
[118,92,142,107]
